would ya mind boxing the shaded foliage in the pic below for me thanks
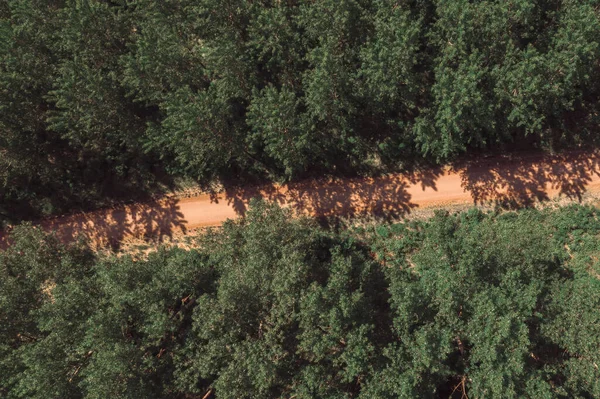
[2,0,600,222]
[2,202,600,398]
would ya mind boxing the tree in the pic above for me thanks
[0,225,94,398]
[367,206,600,398]
[176,201,387,398]
[3,204,600,398]
[3,0,600,221]
[0,0,69,221]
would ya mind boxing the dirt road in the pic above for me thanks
[2,150,600,249]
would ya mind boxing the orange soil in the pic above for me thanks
[2,150,600,249]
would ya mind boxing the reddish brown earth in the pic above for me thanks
[2,150,600,250]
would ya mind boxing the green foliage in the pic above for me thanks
[3,0,600,222]
[3,203,600,398]
[368,206,600,398]
[0,0,165,223]
[176,201,386,398]
[247,85,315,177]
[0,225,95,398]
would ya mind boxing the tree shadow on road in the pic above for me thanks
[452,151,600,208]
[37,197,187,251]
[214,166,443,221]
[3,151,600,252]
[215,150,600,222]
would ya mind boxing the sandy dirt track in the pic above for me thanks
[2,150,600,249]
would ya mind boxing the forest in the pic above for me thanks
[2,202,600,398]
[2,0,600,222]
[3,1,600,397]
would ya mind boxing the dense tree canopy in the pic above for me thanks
[2,202,600,398]
[1,0,600,222]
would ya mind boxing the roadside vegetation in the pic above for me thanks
[3,2,600,396]
[2,0,600,223]
[2,201,600,398]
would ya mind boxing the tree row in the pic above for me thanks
[2,0,600,221]
[2,202,600,398]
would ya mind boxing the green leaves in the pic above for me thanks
[4,204,600,397]
[3,204,600,397]
[3,0,600,223]
[179,201,380,397]
[357,0,421,113]
[157,84,246,180]
[247,85,315,177]
[366,206,600,398]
